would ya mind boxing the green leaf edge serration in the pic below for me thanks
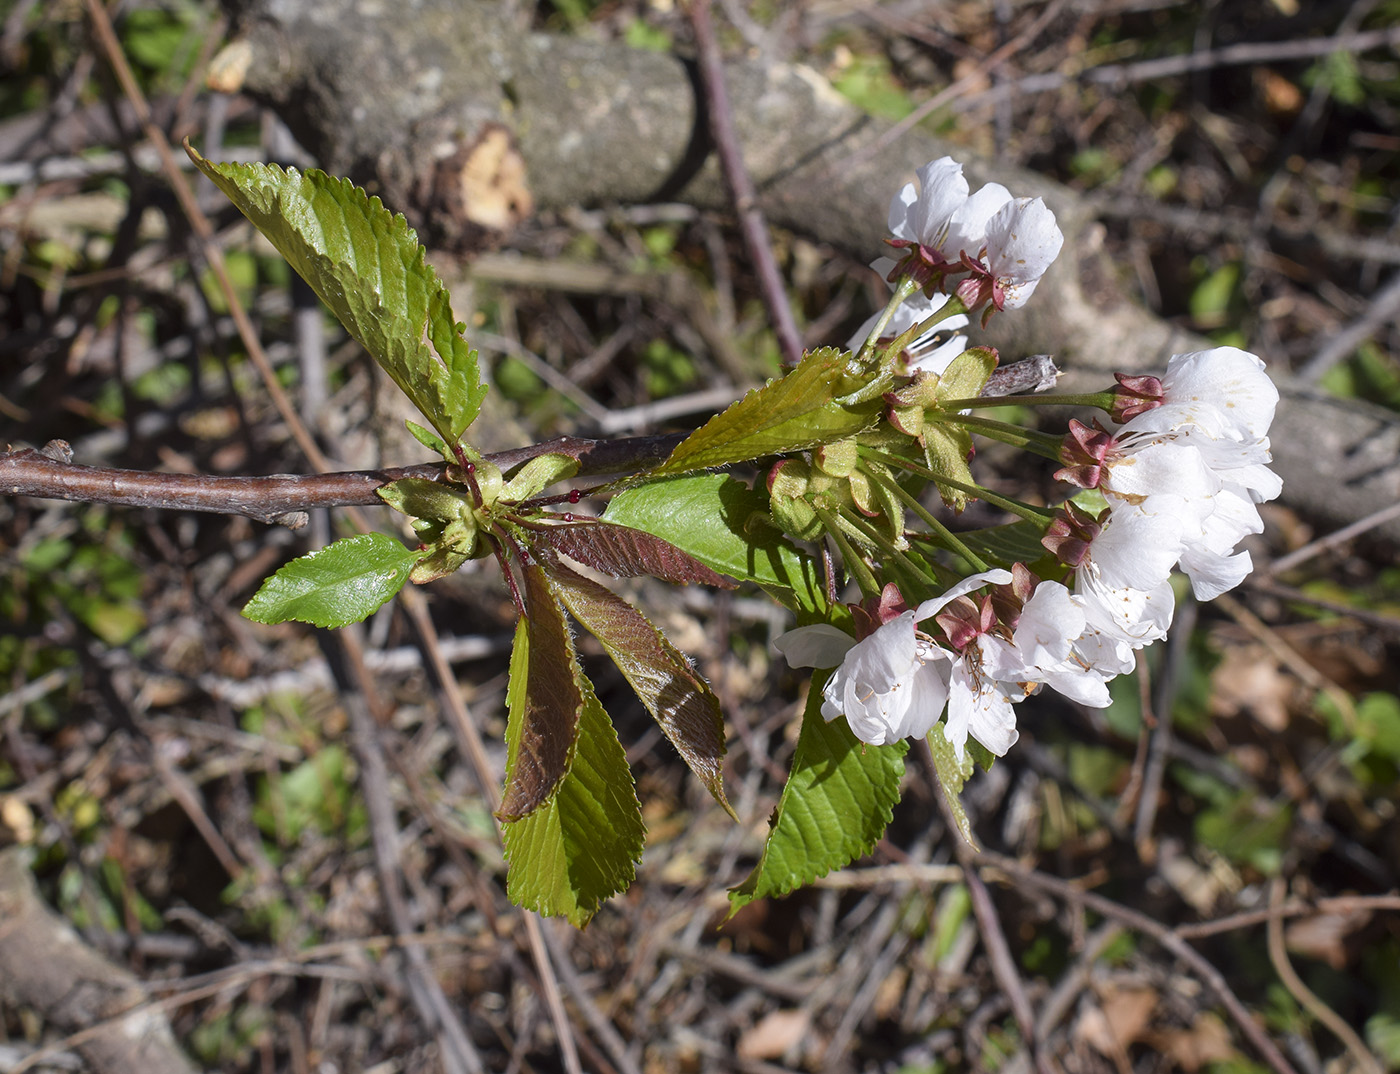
[729,672,908,912]
[186,145,487,450]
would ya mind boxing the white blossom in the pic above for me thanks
[888,157,1012,265]
[992,580,1131,708]
[982,197,1065,309]
[1103,348,1281,600]
[1072,506,1183,647]
[774,570,1011,749]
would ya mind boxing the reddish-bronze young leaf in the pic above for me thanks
[541,519,737,589]
[498,563,585,821]
[540,554,734,818]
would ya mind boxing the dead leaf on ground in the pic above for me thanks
[737,1008,811,1061]
[1147,1011,1239,1072]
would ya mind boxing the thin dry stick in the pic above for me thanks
[851,0,1071,166]
[2,355,1056,523]
[1249,578,1400,637]
[1266,878,1383,1074]
[398,589,586,1074]
[1299,270,1400,380]
[1177,893,1400,940]
[927,751,1051,1074]
[541,919,645,1074]
[957,22,1400,112]
[689,0,803,369]
[980,853,1302,1074]
[1114,650,1155,830]
[83,0,324,470]
[329,626,486,1074]
[0,434,685,525]
[1262,499,1400,576]
[1133,596,1195,860]
[1212,593,1359,729]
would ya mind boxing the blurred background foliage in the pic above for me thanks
[1,1,1398,1072]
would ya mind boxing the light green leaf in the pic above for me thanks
[501,621,646,926]
[729,674,907,911]
[604,474,824,613]
[937,346,998,402]
[243,533,417,627]
[657,348,878,474]
[405,420,449,458]
[187,147,487,448]
[923,422,976,511]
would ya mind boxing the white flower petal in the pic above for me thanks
[913,568,1014,621]
[774,624,857,668]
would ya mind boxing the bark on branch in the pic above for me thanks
[205,0,1400,551]
[0,434,685,527]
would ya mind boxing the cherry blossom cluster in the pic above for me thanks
[774,154,1281,763]
[777,347,1280,759]
[1051,346,1282,617]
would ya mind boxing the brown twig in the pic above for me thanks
[2,352,1058,525]
[1262,499,1400,576]
[1133,596,1195,861]
[956,23,1400,112]
[1176,892,1400,940]
[980,852,1302,1074]
[1266,878,1383,1074]
[323,626,487,1074]
[926,746,1051,1074]
[0,435,685,527]
[688,0,803,368]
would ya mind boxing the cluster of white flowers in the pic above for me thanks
[848,156,1065,374]
[776,569,1115,761]
[887,156,1064,315]
[1064,347,1281,644]
[777,347,1280,758]
[780,154,1281,760]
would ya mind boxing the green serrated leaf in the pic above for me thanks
[925,724,978,850]
[657,348,878,474]
[604,474,824,613]
[243,532,416,627]
[541,555,734,818]
[501,621,645,926]
[187,147,487,446]
[405,420,449,458]
[729,675,907,912]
